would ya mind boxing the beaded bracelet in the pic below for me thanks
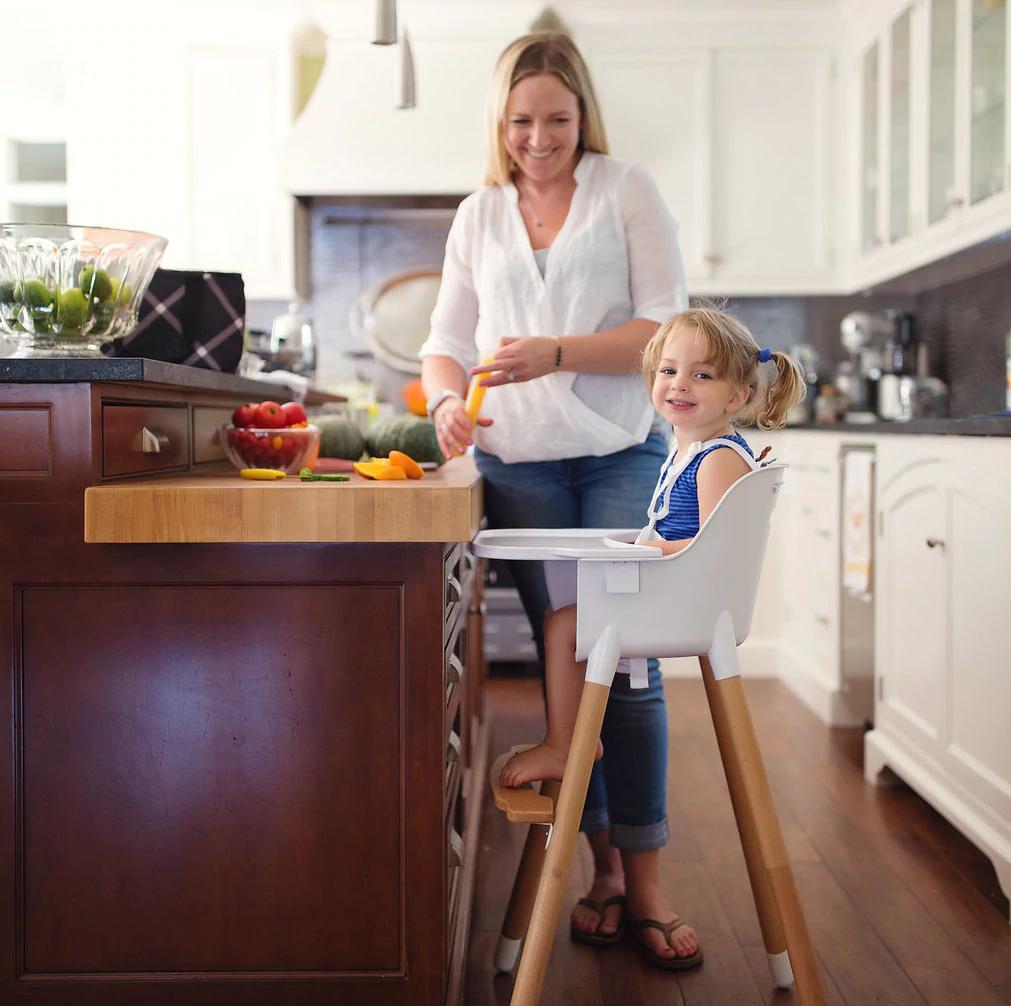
[554,338,562,368]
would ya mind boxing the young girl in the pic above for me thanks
[500,307,805,791]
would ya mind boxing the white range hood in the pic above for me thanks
[282,17,516,197]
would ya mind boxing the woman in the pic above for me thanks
[419,33,699,968]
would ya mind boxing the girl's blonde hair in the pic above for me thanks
[642,306,806,431]
[483,32,609,187]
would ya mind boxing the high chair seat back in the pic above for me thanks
[574,463,785,661]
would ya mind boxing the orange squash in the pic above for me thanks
[388,450,424,479]
[400,377,428,417]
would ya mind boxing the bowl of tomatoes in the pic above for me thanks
[220,400,320,475]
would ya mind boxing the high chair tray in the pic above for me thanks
[472,527,664,561]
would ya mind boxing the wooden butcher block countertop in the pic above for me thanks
[84,457,483,544]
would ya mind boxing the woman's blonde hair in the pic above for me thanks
[483,32,609,186]
[642,306,807,431]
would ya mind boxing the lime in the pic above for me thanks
[109,277,134,305]
[91,300,116,333]
[23,278,54,308]
[56,287,90,330]
[79,265,113,301]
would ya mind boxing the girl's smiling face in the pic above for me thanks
[651,324,748,435]
[503,73,581,182]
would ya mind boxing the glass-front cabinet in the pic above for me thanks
[929,0,958,224]
[854,0,1011,279]
[970,0,1006,204]
[890,10,913,241]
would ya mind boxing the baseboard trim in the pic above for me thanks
[776,649,864,727]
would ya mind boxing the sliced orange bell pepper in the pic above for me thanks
[388,450,424,479]
[353,460,407,480]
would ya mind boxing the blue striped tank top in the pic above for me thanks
[653,432,754,541]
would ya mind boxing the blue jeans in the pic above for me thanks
[475,433,670,852]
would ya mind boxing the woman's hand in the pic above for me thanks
[469,336,559,388]
[432,396,493,459]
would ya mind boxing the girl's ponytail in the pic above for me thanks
[755,351,806,430]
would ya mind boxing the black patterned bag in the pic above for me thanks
[103,269,245,372]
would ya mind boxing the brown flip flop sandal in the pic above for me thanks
[569,895,627,947]
[629,916,704,970]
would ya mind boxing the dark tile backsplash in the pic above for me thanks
[249,202,1009,417]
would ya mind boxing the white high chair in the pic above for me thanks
[473,462,825,1006]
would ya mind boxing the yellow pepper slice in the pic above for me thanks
[240,468,286,480]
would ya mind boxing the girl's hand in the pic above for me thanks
[432,395,493,459]
[470,336,558,388]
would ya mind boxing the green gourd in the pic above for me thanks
[366,415,445,465]
[315,416,366,460]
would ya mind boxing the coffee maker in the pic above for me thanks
[837,309,918,421]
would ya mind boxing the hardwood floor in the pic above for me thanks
[465,677,1011,1005]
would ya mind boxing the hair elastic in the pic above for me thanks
[757,347,774,363]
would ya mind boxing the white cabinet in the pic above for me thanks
[64,9,298,301]
[594,45,837,295]
[866,436,1011,912]
[848,0,1011,288]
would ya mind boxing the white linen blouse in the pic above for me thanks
[419,152,687,464]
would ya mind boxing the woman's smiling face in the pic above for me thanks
[503,73,581,181]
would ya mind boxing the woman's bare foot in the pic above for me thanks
[627,881,700,960]
[499,739,604,788]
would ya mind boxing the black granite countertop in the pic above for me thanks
[0,357,292,398]
[786,416,1011,437]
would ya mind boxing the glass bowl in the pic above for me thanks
[220,424,321,475]
[0,223,167,357]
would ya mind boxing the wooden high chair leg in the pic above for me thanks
[700,641,825,1005]
[494,780,562,973]
[511,625,621,1006]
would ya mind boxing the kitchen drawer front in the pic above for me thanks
[102,403,190,477]
[444,543,464,643]
[192,406,234,464]
[445,616,466,716]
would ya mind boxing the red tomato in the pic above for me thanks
[255,401,286,429]
[232,402,258,428]
[280,401,308,427]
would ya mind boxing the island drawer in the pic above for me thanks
[192,405,234,464]
[102,403,190,477]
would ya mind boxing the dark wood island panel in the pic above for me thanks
[0,376,485,1005]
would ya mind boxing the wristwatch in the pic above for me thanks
[425,388,462,419]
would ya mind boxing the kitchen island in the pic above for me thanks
[0,365,485,1005]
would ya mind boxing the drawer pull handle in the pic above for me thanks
[132,426,170,454]
[448,828,464,867]
[446,575,462,604]
[925,538,945,550]
[447,653,463,686]
[814,614,832,626]
[446,730,461,763]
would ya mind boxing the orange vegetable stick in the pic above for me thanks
[465,356,496,422]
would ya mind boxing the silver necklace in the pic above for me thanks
[521,190,544,228]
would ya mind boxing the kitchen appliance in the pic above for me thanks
[894,375,948,419]
[840,444,875,723]
[269,301,317,376]
[838,309,920,421]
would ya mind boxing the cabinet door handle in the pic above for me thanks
[446,730,461,763]
[446,575,462,604]
[447,652,463,686]
[132,426,170,454]
[704,252,722,267]
[448,828,464,867]
[925,538,945,550]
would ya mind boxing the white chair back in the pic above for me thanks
[574,464,787,661]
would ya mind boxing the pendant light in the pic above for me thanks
[372,0,397,45]
[397,29,416,109]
